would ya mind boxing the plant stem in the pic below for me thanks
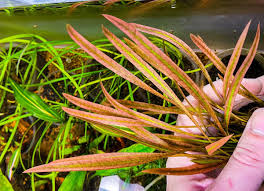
[144,175,165,191]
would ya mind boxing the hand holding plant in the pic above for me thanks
[167,75,264,191]
[24,15,264,188]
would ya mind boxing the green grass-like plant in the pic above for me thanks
[24,15,263,176]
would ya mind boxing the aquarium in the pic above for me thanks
[0,0,264,191]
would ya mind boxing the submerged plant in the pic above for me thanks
[24,15,263,176]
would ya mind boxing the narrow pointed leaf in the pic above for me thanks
[102,26,178,105]
[63,106,170,147]
[206,134,233,155]
[66,24,168,102]
[8,78,62,122]
[143,161,226,175]
[110,100,187,114]
[190,34,226,74]
[100,82,206,139]
[62,107,146,128]
[63,93,130,118]
[223,21,251,99]
[224,24,260,127]
[191,159,226,165]
[102,15,224,135]
[24,152,171,173]
[133,22,222,101]
[90,123,173,152]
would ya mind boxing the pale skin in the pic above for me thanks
[167,75,264,191]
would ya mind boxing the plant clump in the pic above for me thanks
[24,15,264,176]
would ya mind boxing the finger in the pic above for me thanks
[177,75,264,135]
[207,108,264,191]
[166,156,214,191]
[233,75,264,110]
[184,75,264,109]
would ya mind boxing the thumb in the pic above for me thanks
[207,108,264,191]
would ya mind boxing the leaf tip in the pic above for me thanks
[206,134,233,156]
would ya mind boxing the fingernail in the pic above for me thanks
[251,109,264,136]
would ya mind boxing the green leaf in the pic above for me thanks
[119,143,155,153]
[8,78,63,122]
[6,148,20,181]
[58,171,86,191]
[0,170,14,191]
[64,145,81,156]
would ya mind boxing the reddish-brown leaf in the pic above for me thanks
[143,161,226,175]
[134,23,222,100]
[100,81,206,139]
[62,107,147,128]
[224,24,260,127]
[206,134,233,155]
[24,152,171,173]
[190,34,226,75]
[63,93,130,118]
[223,21,251,99]
[102,26,179,105]
[103,14,223,137]
[66,24,169,103]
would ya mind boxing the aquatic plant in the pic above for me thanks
[0,33,137,189]
[24,15,263,176]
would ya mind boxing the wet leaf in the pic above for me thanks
[8,78,62,122]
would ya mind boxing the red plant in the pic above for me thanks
[25,16,262,175]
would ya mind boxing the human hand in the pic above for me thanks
[167,75,264,191]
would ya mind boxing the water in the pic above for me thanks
[0,0,263,50]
